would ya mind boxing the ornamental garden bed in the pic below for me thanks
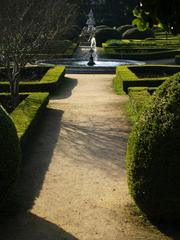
[116,65,180,93]
[102,37,180,60]
[103,48,180,60]
[115,65,180,123]
[0,66,65,94]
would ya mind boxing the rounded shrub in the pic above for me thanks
[117,24,134,36]
[126,73,180,222]
[0,105,21,211]
[95,28,121,47]
[122,28,154,39]
[96,25,109,31]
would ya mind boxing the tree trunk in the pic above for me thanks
[9,76,20,110]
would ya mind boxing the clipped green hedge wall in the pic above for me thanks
[116,65,180,93]
[0,105,21,212]
[0,66,65,94]
[126,73,180,221]
[11,92,49,149]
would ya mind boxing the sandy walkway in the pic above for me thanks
[0,74,172,239]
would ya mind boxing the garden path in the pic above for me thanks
[0,74,171,239]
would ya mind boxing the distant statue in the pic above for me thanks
[91,36,96,50]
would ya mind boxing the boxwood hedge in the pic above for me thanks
[126,73,180,221]
[10,92,49,149]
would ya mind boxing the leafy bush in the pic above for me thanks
[122,28,154,39]
[0,105,21,211]
[95,28,121,47]
[126,73,180,221]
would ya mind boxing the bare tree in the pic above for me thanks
[0,0,78,107]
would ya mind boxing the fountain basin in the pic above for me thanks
[37,58,145,74]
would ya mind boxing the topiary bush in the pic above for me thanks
[0,105,21,212]
[122,28,154,39]
[95,28,121,47]
[126,73,180,222]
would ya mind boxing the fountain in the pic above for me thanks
[80,9,97,66]
[36,9,145,73]
[87,48,96,66]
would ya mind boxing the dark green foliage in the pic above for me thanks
[95,28,121,47]
[175,55,180,65]
[0,105,21,211]
[126,73,180,221]
[122,28,154,39]
[133,0,180,34]
[117,25,134,36]
[96,25,109,31]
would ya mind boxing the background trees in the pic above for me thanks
[132,0,180,34]
[0,0,78,106]
[79,0,138,27]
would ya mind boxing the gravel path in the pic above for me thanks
[0,74,172,240]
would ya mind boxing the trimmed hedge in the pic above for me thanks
[126,73,180,221]
[102,37,180,60]
[103,48,180,60]
[116,65,180,93]
[0,105,21,212]
[0,66,65,94]
[10,92,49,149]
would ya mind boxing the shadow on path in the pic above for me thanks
[52,77,78,100]
[16,108,63,211]
[0,213,78,240]
[0,108,78,240]
[60,120,129,178]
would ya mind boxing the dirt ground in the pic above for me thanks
[0,74,176,240]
